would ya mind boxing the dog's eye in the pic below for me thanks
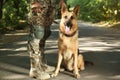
[71,16,74,19]
[64,16,67,19]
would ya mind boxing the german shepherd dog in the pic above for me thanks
[52,2,85,78]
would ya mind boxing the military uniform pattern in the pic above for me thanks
[27,0,55,78]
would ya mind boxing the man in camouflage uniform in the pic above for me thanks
[27,0,55,79]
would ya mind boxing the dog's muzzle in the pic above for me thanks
[64,21,72,33]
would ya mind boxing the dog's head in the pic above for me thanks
[60,2,80,36]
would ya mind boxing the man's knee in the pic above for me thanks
[34,26,44,39]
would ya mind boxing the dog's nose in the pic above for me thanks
[66,21,72,27]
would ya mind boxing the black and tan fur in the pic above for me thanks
[52,2,85,78]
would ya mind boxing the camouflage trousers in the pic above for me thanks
[27,0,55,79]
[27,25,51,79]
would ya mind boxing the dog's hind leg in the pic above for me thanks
[78,54,85,71]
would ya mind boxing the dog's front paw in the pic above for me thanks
[80,66,85,71]
[74,73,80,79]
[51,73,58,77]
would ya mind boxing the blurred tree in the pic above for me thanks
[66,0,120,22]
[0,0,120,31]
[0,0,4,19]
[0,0,29,30]
[13,0,20,17]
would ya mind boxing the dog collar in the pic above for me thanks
[60,31,77,37]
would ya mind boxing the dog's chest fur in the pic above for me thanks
[59,32,78,61]
[63,49,73,61]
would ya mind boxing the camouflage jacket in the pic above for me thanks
[28,0,55,27]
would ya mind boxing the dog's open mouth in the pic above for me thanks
[65,21,72,33]
[65,26,70,33]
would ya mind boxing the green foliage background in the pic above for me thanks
[67,0,120,22]
[0,0,29,31]
[0,0,120,32]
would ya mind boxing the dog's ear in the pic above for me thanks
[73,5,80,16]
[61,2,68,14]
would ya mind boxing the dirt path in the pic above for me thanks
[0,21,120,80]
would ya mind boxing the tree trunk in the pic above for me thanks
[13,0,20,17]
[0,0,4,19]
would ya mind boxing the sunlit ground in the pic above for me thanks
[79,37,120,52]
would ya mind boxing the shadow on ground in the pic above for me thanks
[0,22,120,80]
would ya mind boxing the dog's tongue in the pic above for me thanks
[65,26,70,33]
